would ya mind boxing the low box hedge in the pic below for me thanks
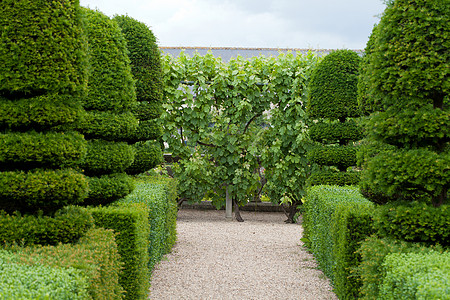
[303,185,374,299]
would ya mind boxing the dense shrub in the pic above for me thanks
[0,0,88,97]
[306,171,360,187]
[132,101,163,120]
[303,185,374,299]
[3,227,124,299]
[307,145,358,171]
[374,201,450,246]
[0,169,88,213]
[126,141,163,175]
[356,236,447,299]
[308,120,363,144]
[0,250,90,299]
[90,203,150,300]
[126,119,163,143]
[0,206,93,246]
[84,173,135,206]
[0,131,87,170]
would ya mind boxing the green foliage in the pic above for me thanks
[82,139,135,176]
[306,171,360,187]
[0,206,93,246]
[356,236,446,299]
[131,101,163,120]
[118,175,178,270]
[375,201,450,246]
[0,94,84,130]
[126,141,163,175]
[90,203,150,300]
[0,169,88,213]
[113,15,163,104]
[0,250,90,300]
[307,50,361,120]
[302,185,374,299]
[307,145,358,171]
[82,8,136,111]
[126,119,163,143]
[309,120,363,144]
[76,111,139,141]
[84,173,135,206]
[0,131,86,171]
[0,0,88,97]
[380,251,450,299]
[4,227,124,299]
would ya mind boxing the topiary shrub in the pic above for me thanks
[114,15,164,174]
[306,50,362,186]
[84,173,135,206]
[360,0,449,207]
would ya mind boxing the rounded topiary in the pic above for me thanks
[132,101,163,120]
[306,171,360,187]
[360,0,449,207]
[0,0,88,97]
[84,173,135,206]
[126,141,163,175]
[307,145,358,171]
[307,50,361,121]
[309,120,363,144]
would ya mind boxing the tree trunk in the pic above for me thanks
[233,197,244,222]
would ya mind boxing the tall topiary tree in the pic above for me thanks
[78,8,138,206]
[114,15,164,175]
[306,50,363,186]
[0,0,89,215]
[360,0,449,207]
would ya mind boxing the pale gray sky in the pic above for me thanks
[79,0,386,50]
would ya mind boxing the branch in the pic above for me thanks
[197,140,217,148]
[243,113,261,135]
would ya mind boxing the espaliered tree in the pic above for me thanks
[306,50,363,186]
[360,0,449,207]
[0,0,92,245]
[78,8,138,206]
[114,15,164,174]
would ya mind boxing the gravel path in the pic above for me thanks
[149,209,337,300]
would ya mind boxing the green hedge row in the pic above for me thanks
[84,173,135,206]
[303,185,374,299]
[306,170,360,187]
[0,131,86,170]
[0,168,88,213]
[307,145,358,171]
[356,236,448,299]
[0,206,93,246]
[118,174,178,270]
[309,120,363,144]
[2,227,124,299]
[0,94,84,130]
[90,203,150,300]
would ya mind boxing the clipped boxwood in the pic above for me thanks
[76,111,139,141]
[309,120,363,144]
[82,139,135,176]
[90,203,150,300]
[126,119,163,143]
[306,170,360,187]
[303,185,374,299]
[307,145,358,171]
[126,141,163,175]
[307,50,361,120]
[375,201,450,246]
[0,94,84,130]
[0,168,88,213]
[0,131,86,170]
[0,205,93,246]
[84,173,135,206]
[82,8,136,112]
[0,250,90,300]
[0,0,88,97]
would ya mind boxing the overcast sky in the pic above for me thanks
[79,0,387,50]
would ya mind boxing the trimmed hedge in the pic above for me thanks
[0,94,84,130]
[90,203,150,300]
[3,227,124,299]
[126,141,163,175]
[132,101,163,120]
[0,169,88,213]
[307,50,361,120]
[82,140,135,176]
[356,236,447,299]
[375,201,450,246]
[0,131,87,170]
[118,174,178,270]
[126,119,163,144]
[0,206,93,246]
[0,250,90,299]
[82,8,136,111]
[0,0,88,97]
[307,145,358,171]
[309,120,363,144]
[303,185,374,299]
[84,173,135,206]
[306,170,360,187]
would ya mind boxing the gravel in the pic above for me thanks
[149,209,338,300]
